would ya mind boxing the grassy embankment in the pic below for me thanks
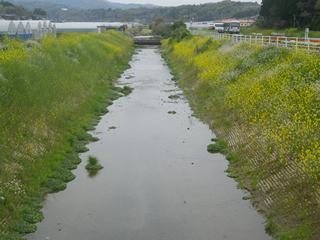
[0,31,134,238]
[240,27,320,38]
[203,27,320,38]
[161,36,320,239]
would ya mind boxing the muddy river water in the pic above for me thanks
[26,48,272,240]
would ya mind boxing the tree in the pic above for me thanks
[171,20,186,31]
[33,8,47,17]
[0,5,5,14]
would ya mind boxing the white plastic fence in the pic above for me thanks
[191,30,320,52]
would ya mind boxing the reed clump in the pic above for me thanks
[85,155,104,170]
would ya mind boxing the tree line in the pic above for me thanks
[258,0,320,30]
[0,0,47,20]
[14,1,260,23]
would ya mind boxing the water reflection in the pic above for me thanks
[87,169,100,179]
[25,48,272,240]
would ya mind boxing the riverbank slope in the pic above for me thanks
[0,31,134,237]
[161,36,320,239]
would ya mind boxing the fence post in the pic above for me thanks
[277,37,279,47]
[285,37,287,49]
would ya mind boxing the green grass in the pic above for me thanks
[8,220,37,234]
[168,95,180,99]
[240,26,320,38]
[120,86,134,95]
[22,206,44,224]
[51,167,75,182]
[207,139,228,153]
[168,111,177,114]
[226,152,239,163]
[172,75,180,81]
[0,234,27,240]
[0,31,134,235]
[105,91,122,101]
[265,219,279,235]
[74,131,99,142]
[211,137,221,142]
[161,36,320,239]
[85,155,104,170]
[73,142,90,153]
[42,178,67,193]
[242,196,252,200]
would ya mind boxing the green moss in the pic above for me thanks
[73,141,89,153]
[0,234,27,240]
[51,167,75,182]
[207,139,228,153]
[211,137,221,142]
[74,131,99,142]
[105,92,122,101]
[67,152,82,164]
[226,152,239,163]
[168,95,180,99]
[85,165,104,170]
[120,86,134,95]
[9,220,37,234]
[42,178,67,193]
[242,196,252,200]
[97,108,109,115]
[83,125,96,131]
[23,207,44,224]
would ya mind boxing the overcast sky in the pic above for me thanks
[110,0,261,7]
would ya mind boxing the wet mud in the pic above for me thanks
[26,48,272,240]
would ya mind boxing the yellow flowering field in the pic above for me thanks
[162,36,320,238]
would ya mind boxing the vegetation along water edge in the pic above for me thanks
[0,31,134,239]
[161,34,320,239]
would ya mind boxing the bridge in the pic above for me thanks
[133,36,161,45]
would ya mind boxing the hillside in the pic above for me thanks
[8,0,260,23]
[9,0,158,10]
[0,0,46,20]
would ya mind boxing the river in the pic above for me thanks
[26,47,272,240]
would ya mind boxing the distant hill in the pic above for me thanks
[0,0,46,20]
[7,0,260,23]
[106,1,158,10]
[9,0,158,10]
